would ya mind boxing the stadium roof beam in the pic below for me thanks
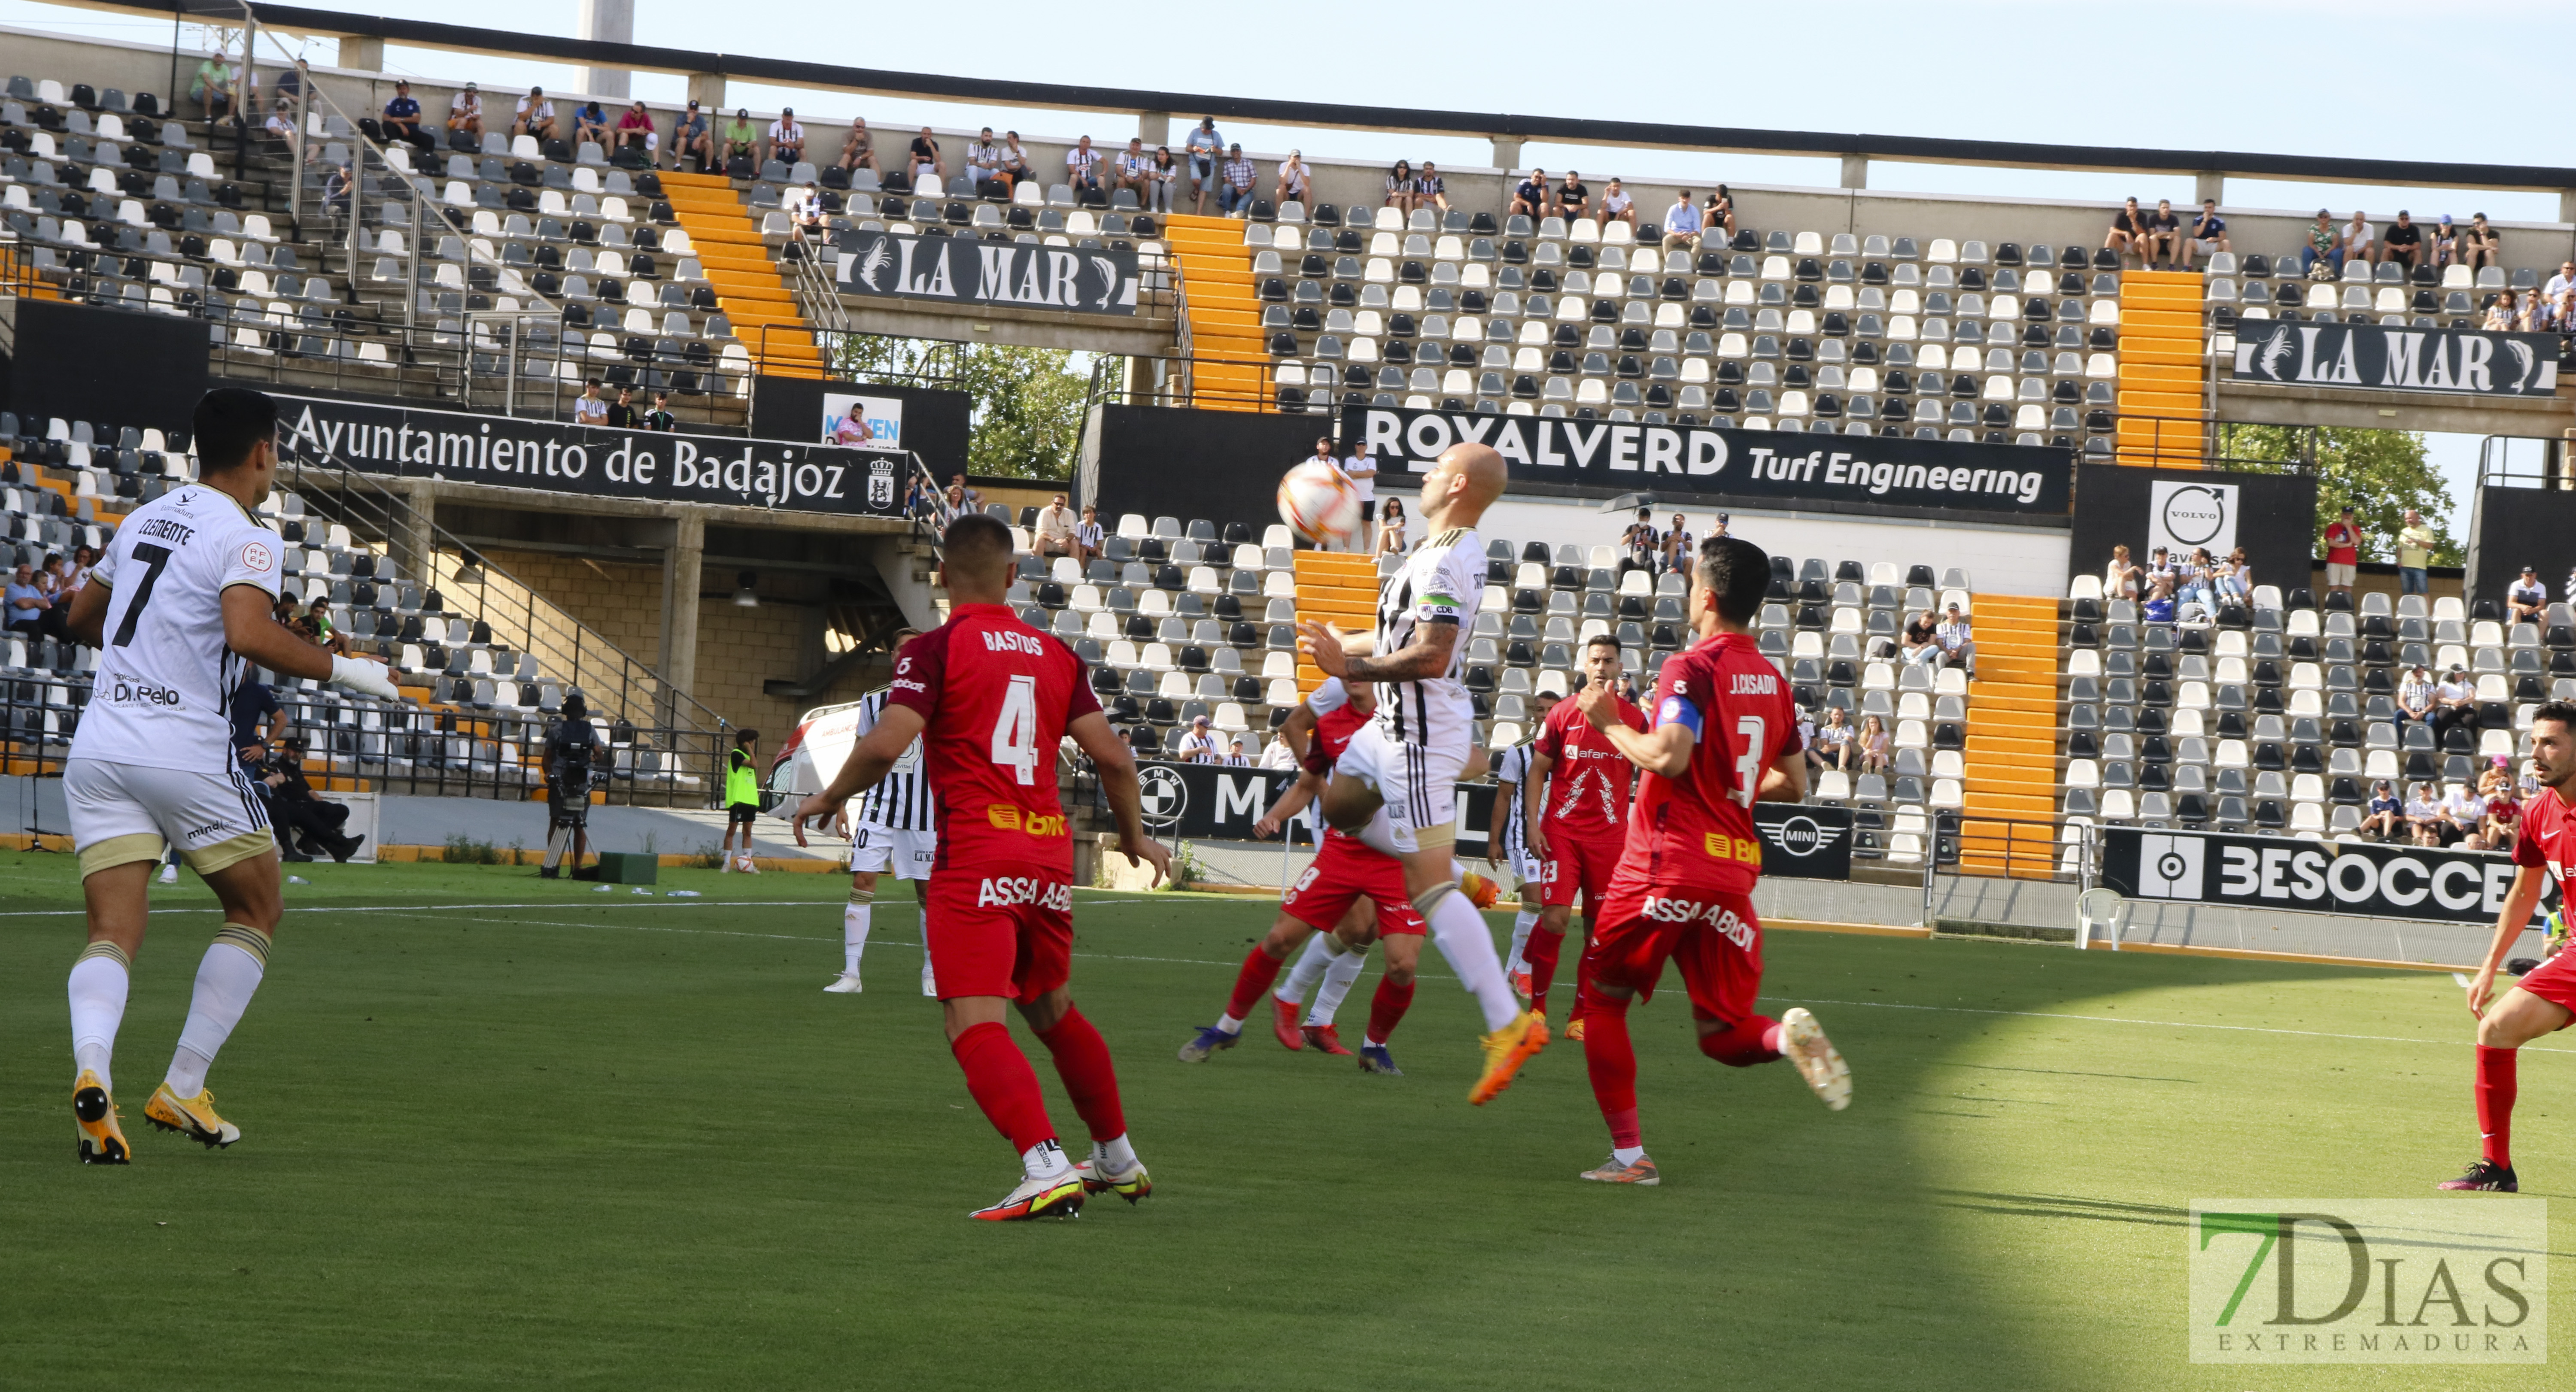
[74,0,2576,203]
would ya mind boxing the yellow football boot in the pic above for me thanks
[144,1083,242,1149]
[73,1070,130,1165]
[1469,1008,1549,1105]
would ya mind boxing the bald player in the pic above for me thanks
[1298,443,1546,1105]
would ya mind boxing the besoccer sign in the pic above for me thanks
[2104,828,2538,927]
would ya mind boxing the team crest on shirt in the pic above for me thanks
[241,541,273,572]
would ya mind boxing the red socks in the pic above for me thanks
[2477,1045,2517,1168]
[1525,925,1566,1015]
[950,1021,1055,1154]
[1033,1006,1126,1143]
[1700,1016,1784,1068]
[1223,944,1287,1022]
[1577,984,1639,1147]
[1366,975,1415,1045]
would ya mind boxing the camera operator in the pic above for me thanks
[539,694,611,879]
[263,734,365,862]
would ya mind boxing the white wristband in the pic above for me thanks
[329,654,402,700]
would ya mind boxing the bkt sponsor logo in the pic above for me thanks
[977,876,1072,911]
[983,803,1068,837]
[1638,896,1756,947]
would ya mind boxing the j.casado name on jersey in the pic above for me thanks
[977,876,1073,910]
[270,396,901,519]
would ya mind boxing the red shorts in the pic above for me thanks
[922,868,1073,1004]
[1282,832,1426,937]
[1539,828,1625,911]
[2514,950,2576,1020]
[1589,883,1763,1025]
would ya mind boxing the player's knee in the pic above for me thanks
[1408,879,1460,917]
[1697,1018,1775,1068]
[1576,980,1631,1016]
[1384,959,1415,986]
[1259,924,1303,956]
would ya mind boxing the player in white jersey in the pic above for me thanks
[1487,738,1546,993]
[59,388,401,1163]
[826,651,942,996]
[1296,442,1544,1105]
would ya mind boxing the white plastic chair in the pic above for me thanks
[2075,887,2127,951]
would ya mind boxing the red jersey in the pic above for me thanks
[1305,677,1372,767]
[2511,786,2576,892]
[2323,522,2360,566]
[1615,631,1800,895]
[1534,690,1645,837]
[886,603,1100,876]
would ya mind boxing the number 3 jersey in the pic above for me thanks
[886,603,1101,877]
[68,483,285,776]
[1613,631,1801,896]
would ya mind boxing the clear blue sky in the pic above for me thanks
[6,0,2567,536]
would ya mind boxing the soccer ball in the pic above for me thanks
[1277,461,1362,546]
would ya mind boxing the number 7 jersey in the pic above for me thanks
[68,482,285,776]
[886,602,1101,876]
[1616,630,1801,895]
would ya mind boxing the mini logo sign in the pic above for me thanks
[1759,813,1843,859]
[2137,833,2205,898]
[1136,765,1188,827]
[2190,1200,2547,1363]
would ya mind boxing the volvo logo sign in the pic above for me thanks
[2149,479,2239,558]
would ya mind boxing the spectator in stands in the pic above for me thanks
[766,108,806,168]
[964,128,1003,195]
[643,391,678,432]
[2362,780,2403,841]
[787,182,826,240]
[1075,506,1104,565]
[381,80,433,152]
[318,158,353,221]
[1383,160,1415,215]
[1814,707,1856,770]
[2431,215,2461,270]
[1033,493,1079,561]
[67,545,94,592]
[950,473,982,510]
[1937,604,1976,676]
[2436,665,2477,733]
[2482,291,2518,331]
[191,49,240,121]
[573,379,609,427]
[1260,731,1298,770]
[299,596,349,656]
[2462,213,2502,271]
[908,127,944,189]
[1600,178,1635,228]
[1856,715,1891,774]
[514,87,557,143]
[1223,739,1250,767]
[2522,288,2554,333]
[2405,781,2449,846]
[1662,190,1701,252]
[1704,186,1737,242]
[1176,714,1218,763]
[1415,162,1448,214]
[2395,509,2435,595]
[1185,118,1222,214]
[2446,780,2489,848]
[5,561,64,642]
[1511,170,1549,219]
[447,81,483,143]
[1001,132,1035,190]
[1659,513,1694,572]
[2381,210,2423,271]
[1274,148,1311,207]
[607,386,641,430]
[1555,170,1590,220]
[836,117,879,175]
[1065,135,1104,199]
[617,100,656,157]
[573,100,610,149]
[1375,497,1407,556]
[1618,507,1660,577]
[942,481,968,517]
[2509,565,2549,624]
[2321,506,2361,595]
[2141,574,2178,625]
[719,109,759,170]
[671,100,711,174]
[1340,440,1378,541]
[1219,145,1256,216]
[261,95,296,149]
[2301,209,2338,276]
[2173,547,2216,613]
[2143,545,2176,592]
[2102,543,2141,601]
[2180,198,2227,270]
[1900,608,1940,670]
[2139,198,2182,269]
[2339,210,2376,270]
[2105,197,2146,261]
[1148,146,1178,213]
[1112,138,1153,206]
[2471,763,2520,850]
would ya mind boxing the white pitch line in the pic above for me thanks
[1789,995,2576,1055]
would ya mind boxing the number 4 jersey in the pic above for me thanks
[886,602,1101,876]
[68,483,285,776]
[1613,631,1801,896]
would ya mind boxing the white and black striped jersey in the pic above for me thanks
[851,686,939,833]
[1371,525,1482,750]
[1492,741,1531,861]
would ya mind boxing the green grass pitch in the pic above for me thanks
[1,854,2570,1389]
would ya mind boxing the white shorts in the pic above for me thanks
[64,756,273,879]
[2325,562,2357,588]
[1508,843,1543,895]
[848,824,937,879]
[1337,718,1467,853]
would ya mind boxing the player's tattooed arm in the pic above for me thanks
[1301,616,1458,683]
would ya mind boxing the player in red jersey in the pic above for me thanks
[1566,535,1852,1186]
[1522,635,1645,1033]
[2441,700,2576,1192]
[793,514,1171,1222]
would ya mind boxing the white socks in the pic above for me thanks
[68,944,129,1092]
[1091,1133,1138,1172]
[1421,886,1518,1031]
[1214,1013,1245,1035]
[1023,1138,1070,1181]
[1613,1144,1646,1166]
[1274,934,1336,1006]
[1507,907,1539,975]
[164,925,270,1098]
[843,889,873,976]
[1309,944,1367,1026]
